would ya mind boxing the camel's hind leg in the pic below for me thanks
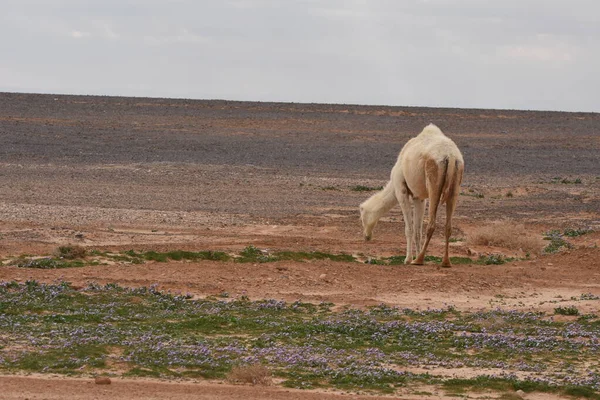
[441,162,462,267]
[412,159,446,265]
[441,193,458,267]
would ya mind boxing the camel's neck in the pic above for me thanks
[362,181,397,219]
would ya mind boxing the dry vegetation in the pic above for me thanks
[227,364,273,386]
[54,245,87,260]
[468,220,544,254]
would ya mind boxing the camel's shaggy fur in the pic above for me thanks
[360,124,464,267]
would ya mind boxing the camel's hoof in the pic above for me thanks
[411,260,424,266]
[440,264,452,268]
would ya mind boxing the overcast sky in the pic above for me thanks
[1,0,599,112]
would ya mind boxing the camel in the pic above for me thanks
[359,124,464,267]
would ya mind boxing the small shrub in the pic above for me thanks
[578,314,598,321]
[364,258,387,265]
[563,227,593,237]
[543,230,573,254]
[554,306,579,316]
[237,245,275,263]
[227,364,272,386]
[56,245,87,259]
[557,177,583,184]
[240,245,263,258]
[543,239,569,254]
[469,221,543,254]
[505,191,514,198]
[478,254,506,265]
[580,293,600,301]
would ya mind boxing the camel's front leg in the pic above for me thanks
[413,199,425,256]
[396,187,413,264]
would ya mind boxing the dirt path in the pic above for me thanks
[0,375,571,400]
[0,375,411,400]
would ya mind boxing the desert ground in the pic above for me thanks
[0,92,599,399]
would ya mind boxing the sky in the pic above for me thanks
[1,0,599,112]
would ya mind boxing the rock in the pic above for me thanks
[94,376,111,385]
[515,389,525,398]
[319,274,327,280]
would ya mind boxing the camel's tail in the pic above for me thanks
[440,156,463,204]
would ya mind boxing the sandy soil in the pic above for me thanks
[0,92,599,399]
[0,374,570,400]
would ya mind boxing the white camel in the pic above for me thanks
[359,124,464,267]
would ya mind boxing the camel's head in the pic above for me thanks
[359,203,377,241]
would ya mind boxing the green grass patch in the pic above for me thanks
[8,247,527,271]
[460,191,485,199]
[235,246,355,263]
[381,255,474,265]
[11,257,85,269]
[563,228,594,237]
[542,230,573,254]
[123,249,231,263]
[549,177,584,185]
[443,376,600,400]
[554,306,580,316]
[14,345,108,373]
[350,185,384,192]
[275,251,355,262]
[116,247,354,264]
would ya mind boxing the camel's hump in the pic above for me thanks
[421,123,444,136]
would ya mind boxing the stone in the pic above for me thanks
[94,376,111,385]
